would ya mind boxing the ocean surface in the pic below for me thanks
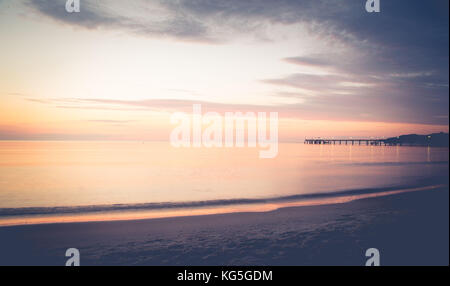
[0,141,448,226]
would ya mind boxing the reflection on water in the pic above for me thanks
[0,141,448,208]
[0,141,448,225]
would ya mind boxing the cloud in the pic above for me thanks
[25,0,448,125]
[55,97,278,114]
[87,119,137,123]
[27,0,449,79]
[263,73,375,93]
[29,0,118,28]
[24,95,444,125]
[283,56,332,67]
[28,0,213,42]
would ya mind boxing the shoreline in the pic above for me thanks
[0,184,445,227]
[0,186,448,265]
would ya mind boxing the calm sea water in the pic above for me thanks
[0,141,448,225]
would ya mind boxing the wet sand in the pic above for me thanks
[0,187,448,266]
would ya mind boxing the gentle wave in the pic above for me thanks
[0,182,445,217]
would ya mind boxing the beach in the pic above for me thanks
[1,187,448,266]
[1,0,449,269]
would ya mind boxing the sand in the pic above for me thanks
[0,188,448,266]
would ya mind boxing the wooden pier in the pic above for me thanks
[305,133,449,147]
[304,138,388,145]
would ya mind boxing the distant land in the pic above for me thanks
[305,132,449,146]
[384,132,449,147]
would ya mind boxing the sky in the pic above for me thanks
[0,0,448,141]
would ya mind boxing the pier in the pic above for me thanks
[304,138,387,145]
[305,133,449,147]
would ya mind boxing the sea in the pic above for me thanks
[0,141,448,226]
